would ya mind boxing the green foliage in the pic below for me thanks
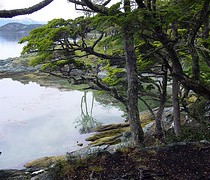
[137,56,154,72]
[19,17,96,77]
[98,35,124,56]
[108,2,121,16]
[145,84,155,91]
[102,66,125,86]
[166,125,210,143]
[199,59,210,85]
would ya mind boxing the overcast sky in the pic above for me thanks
[0,0,82,22]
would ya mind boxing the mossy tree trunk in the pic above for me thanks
[124,26,144,147]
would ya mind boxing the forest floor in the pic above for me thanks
[49,142,210,180]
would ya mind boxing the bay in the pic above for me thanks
[0,78,124,169]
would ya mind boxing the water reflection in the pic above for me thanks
[75,92,102,134]
[0,32,27,42]
[0,78,124,169]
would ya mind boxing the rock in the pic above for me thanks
[200,140,210,144]
[0,169,30,179]
[67,144,110,159]
[86,128,128,142]
[93,123,129,132]
[0,58,37,73]
[77,141,83,146]
[31,169,45,176]
[143,122,154,134]
[122,131,132,139]
[31,172,52,180]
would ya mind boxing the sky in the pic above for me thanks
[0,0,82,22]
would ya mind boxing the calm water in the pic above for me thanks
[0,78,124,169]
[0,33,125,169]
[0,33,25,59]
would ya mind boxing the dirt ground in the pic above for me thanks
[50,142,210,179]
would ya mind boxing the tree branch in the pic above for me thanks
[68,0,108,14]
[81,0,108,14]
[68,0,86,6]
[135,0,146,8]
[92,32,104,49]
[102,0,111,6]
[89,76,127,105]
[0,0,54,18]
[187,0,210,45]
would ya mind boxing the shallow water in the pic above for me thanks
[0,78,124,169]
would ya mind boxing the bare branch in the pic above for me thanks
[0,0,54,18]
[92,32,104,49]
[102,0,111,6]
[81,0,108,14]
[187,0,210,44]
[68,0,86,6]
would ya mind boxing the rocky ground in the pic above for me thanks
[58,141,210,179]
[1,141,210,179]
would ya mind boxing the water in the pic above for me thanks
[0,33,125,169]
[0,33,25,59]
[0,78,124,169]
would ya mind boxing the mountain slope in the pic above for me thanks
[0,22,43,34]
[0,18,45,27]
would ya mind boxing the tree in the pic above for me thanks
[153,0,210,135]
[67,0,146,147]
[19,0,147,146]
[19,15,145,146]
[7,0,210,144]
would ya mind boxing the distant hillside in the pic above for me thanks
[0,22,43,34]
[0,18,45,27]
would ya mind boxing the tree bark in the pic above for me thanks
[124,27,144,147]
[0,0,54,18]
[165,46,181,135]
[158,32,182,135]
[155,63,167,140]
[172,75,181,135]
[190,46,200,80]
[201,10,210,67]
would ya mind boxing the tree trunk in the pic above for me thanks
[167,46,181,136]
[155,63,167,141]
[124,27,144,147]
[201,11,210,67]
[191,46,200,80]
[172,75,181,135]
[157,29,182,135]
